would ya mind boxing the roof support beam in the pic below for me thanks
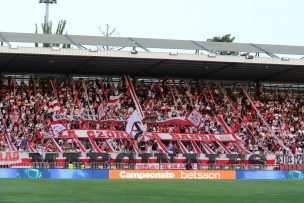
[190,41,214,54]
[65,35,87,49]
[250,43,279,58]
[128,37,150,52]
[0,32,11,46]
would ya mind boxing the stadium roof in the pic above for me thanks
[0,32,304,82]
[2,32,304,56]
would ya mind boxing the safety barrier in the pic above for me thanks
[0,162,280,170]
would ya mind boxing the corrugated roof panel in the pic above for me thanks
[254,44,304,55]
[194,41,261,53]
[132,38,200,50]
[68,35,135,47]
[2,32,70,44]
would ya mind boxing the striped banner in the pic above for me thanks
[27,141,37,153]
[201,142,215,154]
[88,137,102,153]
[74,138,87,152]
[51,138,63,153]
[125,75,145,118]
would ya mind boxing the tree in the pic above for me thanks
[207,34,235,43]
[35,20,70,48]
[98,24,119,50]
[207,34,238,55]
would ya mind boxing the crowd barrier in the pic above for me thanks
[0,162,279,170]
[0,169,304,180]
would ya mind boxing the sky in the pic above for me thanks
[0,0,303,45]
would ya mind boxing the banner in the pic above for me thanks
[52,114,79,122]
[139,116,192,125]
[12,152,277,167]
[60,130,132,139]
[53,114,193,126]
[0,152,21,165]
[276,154,304,164]
[52,114,126,123]
[109,170,235,180]
[58,130,237,142]
[154,117,191,126]
[136,163,198,170]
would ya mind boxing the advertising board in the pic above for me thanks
[236,170,304,180]
[0,169,109,179]
[109,170,236,180]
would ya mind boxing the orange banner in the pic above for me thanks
[109,170,235,180]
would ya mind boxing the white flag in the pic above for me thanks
[186,109,203,127]
[126,110,144,138]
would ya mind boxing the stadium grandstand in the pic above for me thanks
[0,32,303,170]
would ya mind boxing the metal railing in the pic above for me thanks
[0,162,284,170]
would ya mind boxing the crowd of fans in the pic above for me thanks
[0,76,303,155]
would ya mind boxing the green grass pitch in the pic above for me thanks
[0,179,303,203]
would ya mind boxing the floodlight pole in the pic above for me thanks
[39,0,57,23]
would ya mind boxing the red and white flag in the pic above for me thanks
[98,102,106,119]
[202,106,211,111]
[48,100,60,113]
[9,113,20,124]
[253,101,264,108]
[186,109,203,127]
[125,75,145,118]
[107,94,122,106]
[51,123,66,136]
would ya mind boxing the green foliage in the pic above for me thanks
[207,34,238,55]
[207,34,236,43]
[35,19,70,48]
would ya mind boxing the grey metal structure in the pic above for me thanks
[0,32,304,83]
[1,32,304,56]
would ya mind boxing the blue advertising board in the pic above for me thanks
[0,169,109,179]
[1,169,304,180]
[236,170,304,180]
